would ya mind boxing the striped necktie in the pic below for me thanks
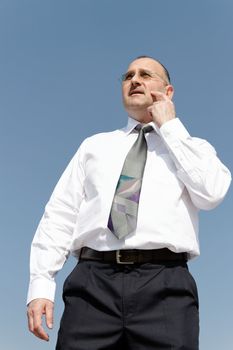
[108,124,153,239]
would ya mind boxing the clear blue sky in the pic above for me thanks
[1,1,232,349]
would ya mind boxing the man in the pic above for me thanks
[27,56,231,349]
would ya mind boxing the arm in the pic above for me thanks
[27,144,85,340]
[148,91,231,209]
[159,119,231,209]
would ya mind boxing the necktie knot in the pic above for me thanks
[135,124,153,134]
[142,124,153,134]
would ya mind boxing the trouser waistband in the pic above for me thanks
[79,247,187,264]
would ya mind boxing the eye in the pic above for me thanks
[141,72,151,79]
[122,72,134,81]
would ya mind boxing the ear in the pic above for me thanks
[165,84,174,100]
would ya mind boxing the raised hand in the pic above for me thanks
[147,90,176,128]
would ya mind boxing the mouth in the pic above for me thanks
[129,90,144,96]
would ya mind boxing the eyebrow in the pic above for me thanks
[125,68,153,75]
[122,68,168,83]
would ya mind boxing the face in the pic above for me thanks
[122,58,174,120]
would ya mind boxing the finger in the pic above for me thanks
[150,90,168,102]
[45,302,54,329]
[34,324,49,341]
[33,309,49,341]
[27,308,34,333]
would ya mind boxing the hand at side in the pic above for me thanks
[27,298,54,341]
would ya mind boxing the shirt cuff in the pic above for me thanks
[27,278,56,305]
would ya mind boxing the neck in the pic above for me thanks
[129,110,153,124]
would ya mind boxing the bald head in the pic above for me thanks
[128,56,171,85]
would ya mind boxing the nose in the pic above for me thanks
[131,73,141,86]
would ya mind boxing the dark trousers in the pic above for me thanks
[56,260,199,350]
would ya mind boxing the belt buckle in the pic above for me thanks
[116,250,134,264]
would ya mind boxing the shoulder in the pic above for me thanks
[73,128,125,160]
[82,128,125,148]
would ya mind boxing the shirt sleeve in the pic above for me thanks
[159,118,231,210]
[27,143,86,305]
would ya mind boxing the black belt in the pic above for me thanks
[79,247,187,264]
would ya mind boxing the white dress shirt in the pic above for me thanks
[27,117,231,304]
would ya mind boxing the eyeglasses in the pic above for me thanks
[120,69,169,85]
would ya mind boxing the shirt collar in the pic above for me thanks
[121,116,159,135]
